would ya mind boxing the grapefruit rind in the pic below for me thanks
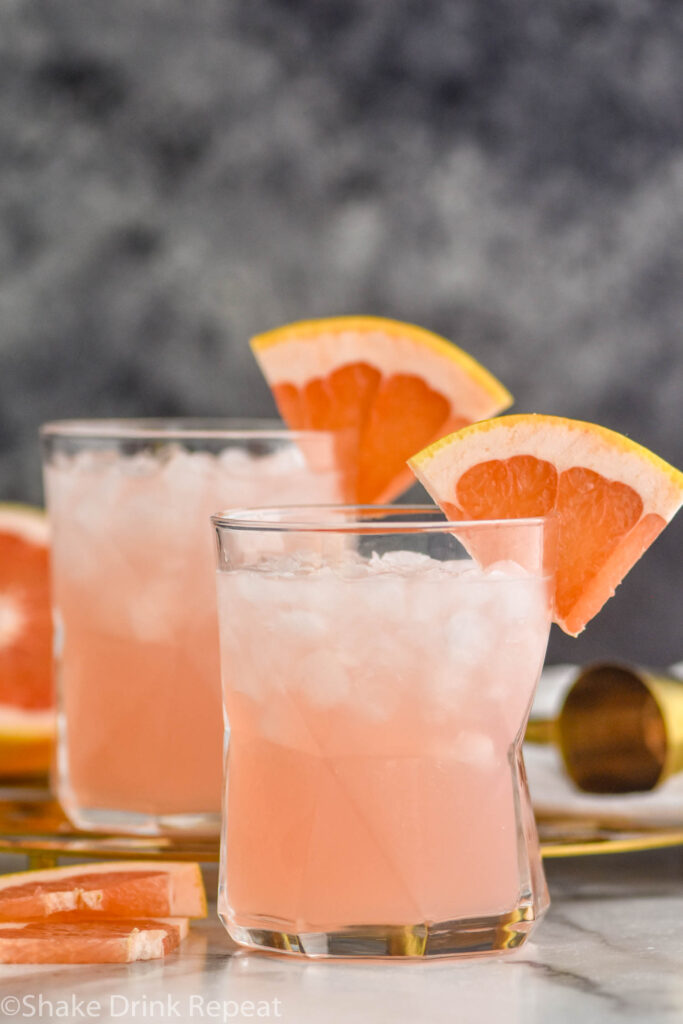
[0,861,208,922]
[0,706,55,737]
[0,707,55,776]
[250,316,513,422]
[0,504,49,546]
[409,415,683,523]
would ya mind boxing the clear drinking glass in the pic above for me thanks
[212,505,555,958]
[41,421,342,835]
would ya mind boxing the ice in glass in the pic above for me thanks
[213,506,554,957]
[41,421,342,834]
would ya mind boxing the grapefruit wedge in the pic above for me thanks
[251,316,512,502]
[0,918,189,963]
[409,414,683,636]
[0,861,207,922]
[0,503,54,776]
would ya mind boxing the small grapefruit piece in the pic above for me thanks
[409,414,683,636]
[0,861,207,922]
[0,503,54,776]
[251,316,512,502]
[0,918,189,963]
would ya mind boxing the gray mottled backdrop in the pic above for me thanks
[0,0,681,663]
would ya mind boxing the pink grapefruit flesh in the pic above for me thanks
[0,918,189,964]
[0,861,207,922]
[0,504,54,776]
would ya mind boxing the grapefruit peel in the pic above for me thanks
[251,316,513,420]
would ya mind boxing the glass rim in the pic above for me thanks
[39,418,327,442]
[211,504,550,534]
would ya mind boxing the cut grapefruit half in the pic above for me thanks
[0,504,55,776]
[251,316,513,502]
[0,918,189,963]
[409,414,683,636]
[0,861,207,922]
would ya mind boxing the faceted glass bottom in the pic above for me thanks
[224,896,548,959]
[59,798,221,837]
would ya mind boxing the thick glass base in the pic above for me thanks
[60,798,221,837]
[56,714,223,836]
[223,899,547,959]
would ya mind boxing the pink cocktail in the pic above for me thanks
[41,421,341,835]
[213,505,554,957]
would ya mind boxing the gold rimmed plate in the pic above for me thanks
[2,784,683,870]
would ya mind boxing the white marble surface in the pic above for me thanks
[2,850,683,1023]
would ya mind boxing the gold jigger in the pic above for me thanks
[525,663,683,793]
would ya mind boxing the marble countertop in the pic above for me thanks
[2,848,682,1023]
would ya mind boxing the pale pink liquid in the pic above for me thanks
[45,445,340,820]
[217,553,551,931]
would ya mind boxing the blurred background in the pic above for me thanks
[0,0,680,664]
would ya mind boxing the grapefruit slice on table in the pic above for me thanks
[0,504,54,775]
[251,316,513,502]
[0,918,189,963]
[0,861,207,922]
[408,414,683,636]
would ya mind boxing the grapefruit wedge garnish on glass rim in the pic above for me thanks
[251,316,512,502]
[409,414,683,636]
[0,503,54,775]
[0,860,207,922]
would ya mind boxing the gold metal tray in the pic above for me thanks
[2,783,683,870]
